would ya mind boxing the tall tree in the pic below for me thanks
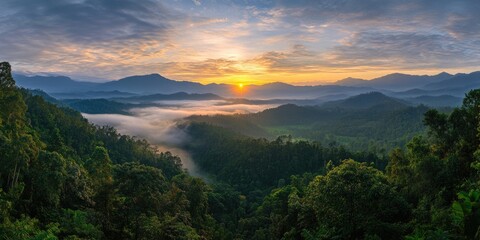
[305,160,409,239]
[0,62,39,190]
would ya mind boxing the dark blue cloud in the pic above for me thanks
[330,31,477,69]
[2,0,176,42]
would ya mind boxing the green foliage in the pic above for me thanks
[0,63,214,239]
[63,98,131,115]
[0,62,40,191]
[305,160,409,239]
[385,89,480,239]
[185,123,384,192]
[0,215,59,240]
[189,95,430,152]
[2,62,480,239]
[0,62,16,88]
[86,146,113,189]
[57,209,102,239]
[451,190,480,239]
[30,151,68,210]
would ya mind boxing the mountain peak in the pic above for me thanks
[100,73,203,94]
[436,71,450,76]
[322,91,407,109]
[432,71,453,79]
[335,77,367,86]
[121,73,169,80]
[376,73,413,79]
[263,82,294,87]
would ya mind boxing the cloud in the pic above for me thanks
[0,0,181,75]
[1,0,480,83]
[192,0,201,6]
[329,31,480,69]
[2,0,175,42]
[82,100,276,176]
[83,100,275,146]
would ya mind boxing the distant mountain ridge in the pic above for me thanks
[423,71,480,90]
[13,74,97,92]
[50,90,137,99]
[13,70,480,100]
[335,72,454,90]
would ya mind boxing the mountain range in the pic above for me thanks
[13,74,97,92]
[13,70,480,104]
[334,72,454,90]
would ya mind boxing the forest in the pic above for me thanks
[186,92,439,152]
[1,61,480,239]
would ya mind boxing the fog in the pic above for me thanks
[83,100,277,177]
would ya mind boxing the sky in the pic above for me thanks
[1,0,480,85]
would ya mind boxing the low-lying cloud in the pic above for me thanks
[83,100,276,177]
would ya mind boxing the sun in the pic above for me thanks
[233,83,246,96]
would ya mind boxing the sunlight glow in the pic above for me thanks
[231,82,247,97]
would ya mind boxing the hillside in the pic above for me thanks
[62,98,133,114]
[406,95,463,107]
[187,92,430,151]
[1,62,218,239]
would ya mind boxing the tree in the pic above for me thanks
[110,163,169,238]
[30,151,67,212]
[86,146,113,189]
[85,146,114,234]
[386,148,411,187]
[305,159,409,239]
[171,174,211,230]
[0,216,59,240]
[0,62,40,190]
[0,62,15,88]
[57,209,102,239]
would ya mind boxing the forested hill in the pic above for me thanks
[0,62,218,239]
[2,61,480,239]
[188,92,431,151]
[184,89,480,239]
[320,91,408,109]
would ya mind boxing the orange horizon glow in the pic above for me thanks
[164,66,479,86]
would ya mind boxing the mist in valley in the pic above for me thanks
[83,100,278,177]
